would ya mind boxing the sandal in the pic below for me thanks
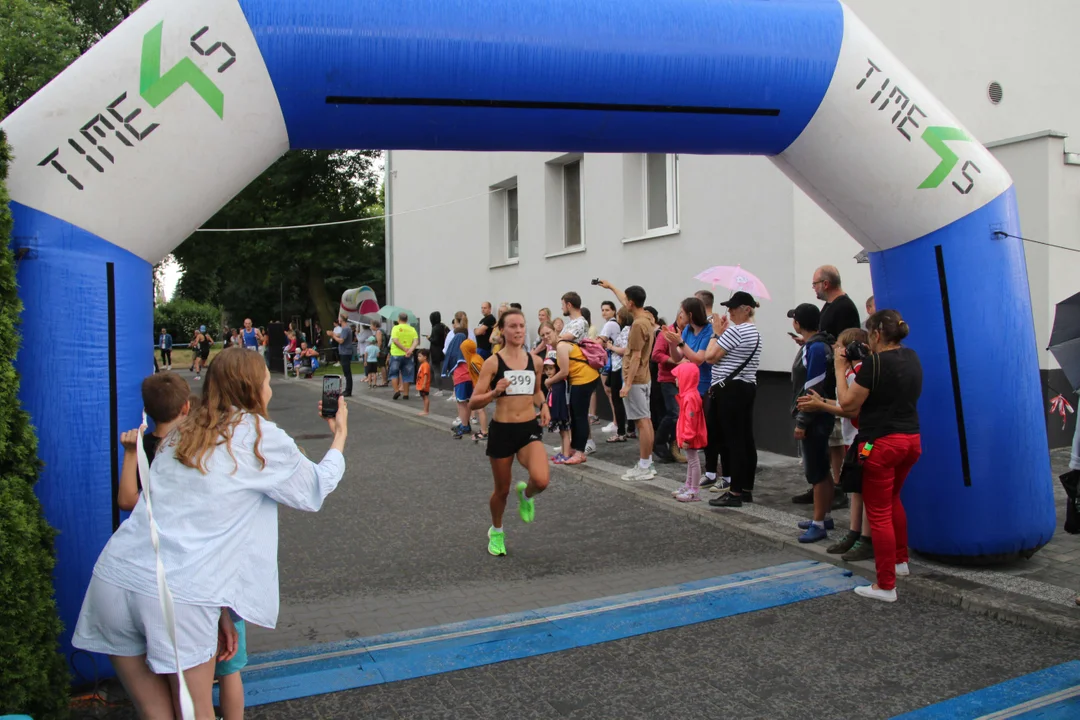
[589,414,602,425]
[606,434,627,443]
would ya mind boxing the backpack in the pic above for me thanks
[573,338,608,370]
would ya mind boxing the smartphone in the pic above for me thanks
[787,332,799,339]
[590,278,601,285]
[321,375,343,418]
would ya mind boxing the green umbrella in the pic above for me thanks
[378,305,417,325]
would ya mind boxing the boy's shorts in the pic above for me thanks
[216,617,248,677]
[420,390,429,398]
[455,381,474,403]
[365,362,378,375]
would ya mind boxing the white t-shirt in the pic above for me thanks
[599,320,621,340]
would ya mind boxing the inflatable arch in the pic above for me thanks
[1,0,1055,654]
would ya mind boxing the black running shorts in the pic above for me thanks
[486,420,544,459]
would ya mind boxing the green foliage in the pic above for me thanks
[173,150,385,334]
[0,0,81,117]
[64,0,137,52]
[154,297,222,344]
[0,131,70,718]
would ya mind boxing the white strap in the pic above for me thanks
[137,412,195,719]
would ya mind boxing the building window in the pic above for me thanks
[563,160,583,248]
[489,177,519,267]
[505,186,519,259]
[623,154,679,242]
[645,154,677,230]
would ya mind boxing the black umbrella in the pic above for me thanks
[1049,290,1080,391]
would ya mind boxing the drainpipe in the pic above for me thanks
[384,150,394,305]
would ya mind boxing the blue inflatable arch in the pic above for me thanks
[1,0,1054,655]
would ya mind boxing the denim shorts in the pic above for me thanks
[388,355,415,382]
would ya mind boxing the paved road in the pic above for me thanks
[224,378,1079,719]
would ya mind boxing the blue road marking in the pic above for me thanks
[231,560,861,707]
[893,661,1080,720]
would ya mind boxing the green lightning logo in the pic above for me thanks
[140,21,224,119]
[918,126,973,189]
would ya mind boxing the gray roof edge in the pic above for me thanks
[984,129,1069,149]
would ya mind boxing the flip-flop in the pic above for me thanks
[606,435,627,443]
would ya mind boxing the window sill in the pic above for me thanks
[544,245,587,259]
[622,227,680,245]
[489,258,520,270]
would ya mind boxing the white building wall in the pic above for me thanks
[388,0,1080,375]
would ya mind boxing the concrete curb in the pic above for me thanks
[296,379,1080,640]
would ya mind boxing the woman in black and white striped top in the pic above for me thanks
[703,291,762,507]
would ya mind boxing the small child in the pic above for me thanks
[544,357,571,463]
[672,363,708,502]
[416,348,432,416]
[117,373,192,511]
[364,337,379,388]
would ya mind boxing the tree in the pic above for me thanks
[172,150,385,335]
[0,0,81,117]
[0,131,70,719]
[65,0,137,52]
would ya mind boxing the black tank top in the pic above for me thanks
[493,352,537,397]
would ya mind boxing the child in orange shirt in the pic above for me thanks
[416,348,432,416]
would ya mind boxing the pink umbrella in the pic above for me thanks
[694,265,771,301]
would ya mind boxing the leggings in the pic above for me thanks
[160,349,171,366]
[569,378,599,452]
[705,388,732,477]
[606,371,627,436]
[655,381,679,447]
[685,449,702,490]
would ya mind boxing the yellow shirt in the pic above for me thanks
[390,323,418,357]
[567,344,600,386]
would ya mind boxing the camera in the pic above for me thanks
[591,278,601,285]
[845,341,870,364]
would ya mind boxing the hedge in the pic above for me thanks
[0,131,70,717]
[154,297,223,345]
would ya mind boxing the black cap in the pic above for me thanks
[719,291,760,310]
[787,303,820,331]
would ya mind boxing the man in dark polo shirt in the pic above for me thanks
[792,265,861,508]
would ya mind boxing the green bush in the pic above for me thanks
[0,133,70,717]
[154,297,222,344]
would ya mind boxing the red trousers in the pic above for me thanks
[861,433,922,591]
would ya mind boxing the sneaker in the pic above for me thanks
[193,375,200,381]
[699,475,718,489]
[487,528,507,557]
[670,443,687,464]
[827,530,860,555]
[741,491,754,503]
[842,539,875,562]
[584,439,597,455]
[709,493,743,508]
[516,481,535,523]
[601,422,618,434]
[453,424,473,440]
[791,489,814,504]
[895,562,910,577]
[798,524,829,543]
[563,452,587,465]
[797,518,835,531]
[393,391,402,400]
[671,483,691,497]
[551,453,570,464]
[653,445,676,463]
[854,585,897,603]
[675,489,700,503]
[622,464,657,481]
[709,477,732,494]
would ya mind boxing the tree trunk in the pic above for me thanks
[306,264,338,347]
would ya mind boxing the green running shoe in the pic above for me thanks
[516,481,535,523]
[487,527,506,556]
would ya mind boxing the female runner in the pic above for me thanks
[470,309,551,556]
